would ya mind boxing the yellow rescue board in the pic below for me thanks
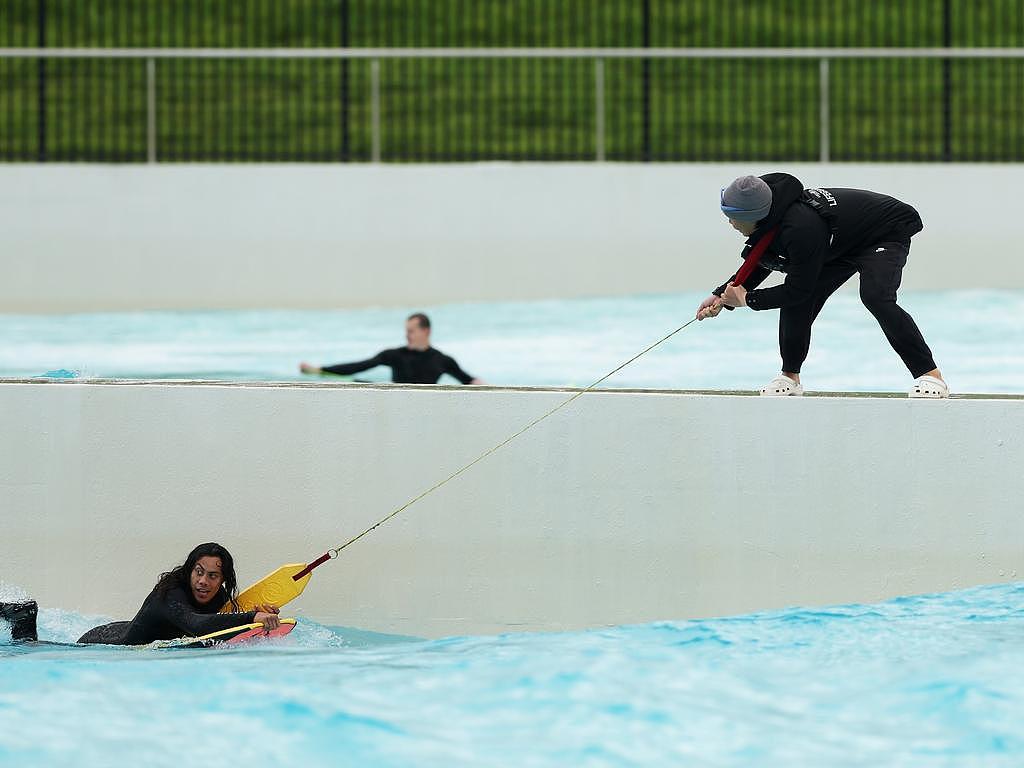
[223,563,312,613]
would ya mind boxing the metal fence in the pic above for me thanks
[2,1,1024,162]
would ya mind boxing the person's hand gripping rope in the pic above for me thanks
[696,282,747,320]
[696,294,723,320]
[720,282,747,308]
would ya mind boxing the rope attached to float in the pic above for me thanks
[294,317,701,580]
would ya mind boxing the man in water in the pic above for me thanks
[300,312,483,385]
[696,173,947,398]
[0,543,279,645]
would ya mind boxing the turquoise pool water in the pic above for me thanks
[3,291,1022,765]
[3,582,1023,767]
[2,290,1023,393]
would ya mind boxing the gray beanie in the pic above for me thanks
[720,175,772,222]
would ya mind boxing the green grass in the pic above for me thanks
[2,0,1024,161]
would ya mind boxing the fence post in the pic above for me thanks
[595,58,605,162]
[339,0,349,161]
[146,57,157,163]
[819,58,830,163]
[942,0,952,161]
[370,58,381,163]
[35,0,46,161]
[642,0,652,161]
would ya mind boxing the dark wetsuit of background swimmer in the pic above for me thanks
[323,346,475,384]
[713,172,937,378]
[77,584,256,645]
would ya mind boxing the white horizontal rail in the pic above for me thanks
[2,46,1024,60]
[6,46,1015,164]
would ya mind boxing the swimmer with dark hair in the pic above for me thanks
[1,543,280,645]
[301,312,484,385]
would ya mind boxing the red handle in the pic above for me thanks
[292,552,332,581]
[732,226,779,287]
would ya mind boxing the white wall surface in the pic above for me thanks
[1,163,1017,313]
[2,380,1021,638]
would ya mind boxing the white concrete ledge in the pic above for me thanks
[2,379,1022,637]
[3,163,1022,313]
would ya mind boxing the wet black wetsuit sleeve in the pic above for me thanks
[115,586,258,645]
[157,597,257,638]
[321,350,391,377]
[442,355,474,385]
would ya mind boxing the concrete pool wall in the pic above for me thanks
[3,163,1022,313]
[3,379,1021,637]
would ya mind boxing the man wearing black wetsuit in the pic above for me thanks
[77,584,257,645]
[300,312,482,385]
[76,545,277,645]
[696,173,947,398]
[3,544,278,645]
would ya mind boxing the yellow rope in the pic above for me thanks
[329,318,699,556]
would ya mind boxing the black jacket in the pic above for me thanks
[714,173,923,310]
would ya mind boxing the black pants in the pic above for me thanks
[779,241,937,378]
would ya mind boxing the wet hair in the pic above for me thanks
[407,312,431,330]
[153,542,239,611]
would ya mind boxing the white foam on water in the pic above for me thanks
[4,584,1024,766]
[1,291,1022,392]
[37,608,114,645]
[0,580,29,602]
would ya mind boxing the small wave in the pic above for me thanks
[0,580,30,602]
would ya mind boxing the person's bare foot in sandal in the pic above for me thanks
[909,368,949,398]
[760,372,804,397]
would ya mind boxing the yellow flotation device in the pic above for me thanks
[222,563,314,613]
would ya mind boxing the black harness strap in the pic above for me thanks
[800,188,840,242]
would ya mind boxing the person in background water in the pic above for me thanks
[76,542,280,645]
[300,312,483,385]
[696,173,947,398]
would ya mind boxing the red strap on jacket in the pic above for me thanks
[732,226,779,287]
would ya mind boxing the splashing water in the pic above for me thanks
[1,290,1022,393]
[3,583,1024,767]
[3,291,1022,765]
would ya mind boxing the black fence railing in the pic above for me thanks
[2,1,1024,162]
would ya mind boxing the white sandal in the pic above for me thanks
[909,375,949,399]
[760,374,804,397]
